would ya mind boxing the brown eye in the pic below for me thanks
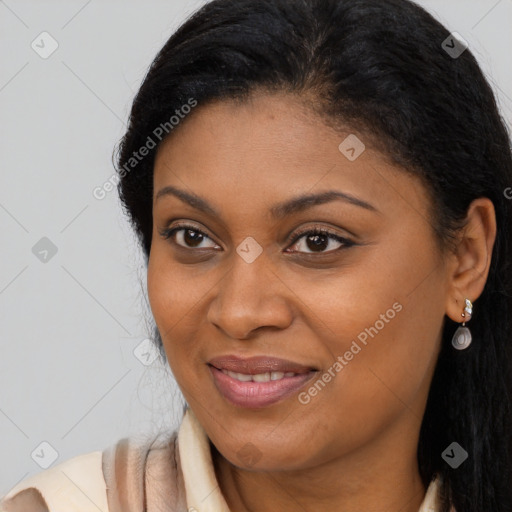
[159,223,220,250]
[287,228,354,255]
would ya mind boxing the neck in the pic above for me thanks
[212,412,427,512]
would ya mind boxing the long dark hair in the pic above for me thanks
[114,0,512,510]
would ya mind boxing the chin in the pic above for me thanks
[212,431,317,473]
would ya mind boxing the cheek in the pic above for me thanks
[146,250,211,379]
[147,248,204,329]
[147,253,185,358]
[147,253,170,327]
[292,238,444,394]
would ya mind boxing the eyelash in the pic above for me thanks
[158,222,354,255]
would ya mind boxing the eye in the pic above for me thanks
[158,222,354,255]
[158,223,220,250]
[286,226,354,254]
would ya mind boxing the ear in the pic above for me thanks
[445,197,497,323]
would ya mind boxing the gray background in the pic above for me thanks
[1,0,511,493]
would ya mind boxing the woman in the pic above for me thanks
[2,0,511,510]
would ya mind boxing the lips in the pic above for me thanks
[207,355,318,408]
[208,355,316,375]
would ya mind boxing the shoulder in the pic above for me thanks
[0,450,106,512]
[102,431,186,511]
[1,432,184,512]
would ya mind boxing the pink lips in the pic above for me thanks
[208,355,317,408]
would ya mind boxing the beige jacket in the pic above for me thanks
[1,408,444,511]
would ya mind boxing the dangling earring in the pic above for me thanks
[451,298,473,350]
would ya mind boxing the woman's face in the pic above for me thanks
[148,91,450,472]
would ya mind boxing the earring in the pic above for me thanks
[451,298,473,350]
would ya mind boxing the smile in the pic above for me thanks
[208,363,317,409]
[220,369,298,382]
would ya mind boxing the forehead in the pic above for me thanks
[152,91,431,223]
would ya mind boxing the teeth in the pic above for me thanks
[253,372,271,382]
[225,370,252,381]
[221,369,298,382]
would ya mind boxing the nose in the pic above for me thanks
[206,252,294,340]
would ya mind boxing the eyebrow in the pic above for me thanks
[155,185,379,218]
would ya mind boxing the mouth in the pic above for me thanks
[216,368,300,382]
[207,355,318,408]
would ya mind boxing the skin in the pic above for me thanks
[147,90,496,512]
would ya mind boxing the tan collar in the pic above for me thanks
[179,407,231,511]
